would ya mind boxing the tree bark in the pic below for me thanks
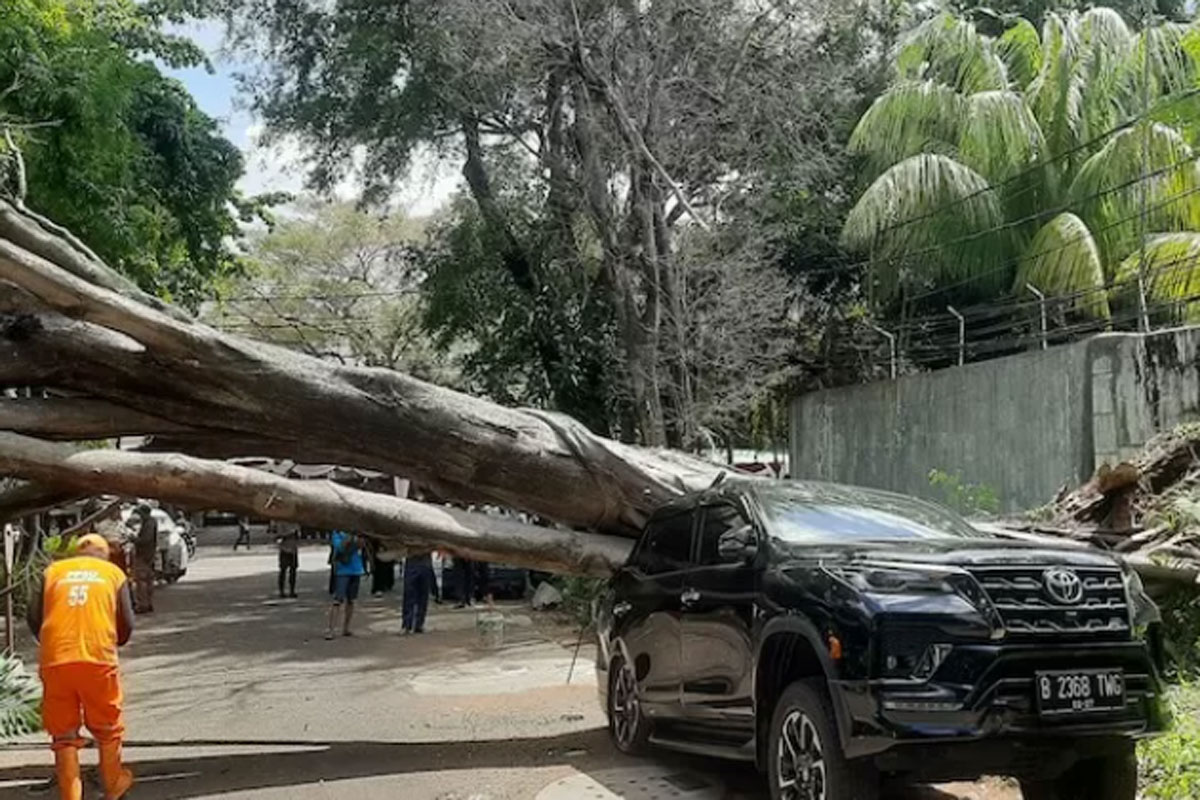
[0,228,730,540]
[0,432,633,576]
[0,397,190,439]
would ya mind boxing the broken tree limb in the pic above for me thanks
[0,480,81,522]
[1055,427,1200,525]
[0,432,634,576]
[0,233,730,536]
[0,198,188,321]
[0,398,191,439]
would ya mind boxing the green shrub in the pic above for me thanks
[928,468,1000,516]
[550,575,605,627]
[0,654,41,740]
[1140,683,1200,798]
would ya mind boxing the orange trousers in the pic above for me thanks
[40,663,125,749]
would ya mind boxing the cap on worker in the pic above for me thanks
[76,533,110,558]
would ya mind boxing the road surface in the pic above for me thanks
[0,545,1017,799]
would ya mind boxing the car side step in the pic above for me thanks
[648,733,757,763]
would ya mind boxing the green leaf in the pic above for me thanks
[959,90,1048,184]
[0,654,42,741]
[997,18,1042,91]
[841,153,1011,302]
[1015,212,1110,318]
[895,12,1008,94]
[1134,22,1200,101]
[1113,232,1200,322]
[1028,12,1085,163]
[1069,122,1200,270]
[848,82,966,178]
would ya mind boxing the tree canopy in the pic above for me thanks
[205,0,888,447]
[0,0,269,309]
[842,8,1200,324]
[205,200,455,382]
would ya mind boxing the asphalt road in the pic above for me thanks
[0,546,1017,800]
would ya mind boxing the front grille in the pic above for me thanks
[968,566,1131,640]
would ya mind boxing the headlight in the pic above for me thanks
[1123,566,1162,630]
[830,566,953,594]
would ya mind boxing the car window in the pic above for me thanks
[635,511,695,575]
[754,482,991,544]
[696,504,747,566]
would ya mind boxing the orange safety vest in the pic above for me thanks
[39,556,127,669]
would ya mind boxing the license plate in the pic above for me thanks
[1035,670,1125,715]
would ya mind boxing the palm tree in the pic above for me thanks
[841,8,1200,322]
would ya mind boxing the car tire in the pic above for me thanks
[1019,741,1136,800]
[767,678,879,800]
[607,655,651,755]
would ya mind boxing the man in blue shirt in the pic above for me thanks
[327,530,367,640]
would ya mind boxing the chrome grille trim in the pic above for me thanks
[968,565,1131,640]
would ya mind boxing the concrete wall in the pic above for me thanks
[790,327,1200,512]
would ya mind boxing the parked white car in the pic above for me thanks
[120,507,189,582]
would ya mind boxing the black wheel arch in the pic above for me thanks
[754,614,854,768]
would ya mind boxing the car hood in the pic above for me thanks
[775,536,1121,570]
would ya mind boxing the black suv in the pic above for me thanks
[594,480,1167,800]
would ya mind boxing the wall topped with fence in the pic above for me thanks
[790,326,1200,512]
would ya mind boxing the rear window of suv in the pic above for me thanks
[755,482,993,543]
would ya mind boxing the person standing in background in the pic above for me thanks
[91,505,129,577]
[232,516,252,551]
[369,537,396,596]
[453,555,475,608]
[401,549,435,634]
[271,520,301,599]
[131,505,156,614]
[326,530,368,640]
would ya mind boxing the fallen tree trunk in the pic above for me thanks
[0,432,633,576]
[0,229,729,538]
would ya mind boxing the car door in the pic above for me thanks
[611,508,696,719]
[680,501,759,726]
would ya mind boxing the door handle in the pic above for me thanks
[680,588,701,606]
[612,601,632,617]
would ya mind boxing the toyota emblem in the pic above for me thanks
[1043,567,1084,605]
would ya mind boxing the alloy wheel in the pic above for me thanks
[776,710,826,800]
[611,661,640,749]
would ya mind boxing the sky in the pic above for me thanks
[164,21,461,215]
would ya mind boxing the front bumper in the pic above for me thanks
[837,640,1168,760]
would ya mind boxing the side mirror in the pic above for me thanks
[717,524,758,563]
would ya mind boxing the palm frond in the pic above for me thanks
[848,82,966,178]
[1112,232,1200,322]
[1028,12,1086,163]
[1015,212,1110,318]
[1134,23,1200,100]
[1076,8,1137,144]
[895,12,1008,94]
[1079,7,1134,58]
[998,18,1042,91]
[959,90,1049,184]
[841,153,1012,302]
[1069,122,1200,271]
[0,654,41,741]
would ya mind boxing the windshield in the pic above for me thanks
[755,482,992,544]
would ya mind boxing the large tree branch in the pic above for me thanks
[1,242,729,536]
[0,480,81,523]
[0,198,188,321]
[0,433,632,576]
[0,398,192,439]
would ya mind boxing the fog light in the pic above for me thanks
[912,644,953,680]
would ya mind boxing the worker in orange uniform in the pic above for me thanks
[27,533,136,800]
